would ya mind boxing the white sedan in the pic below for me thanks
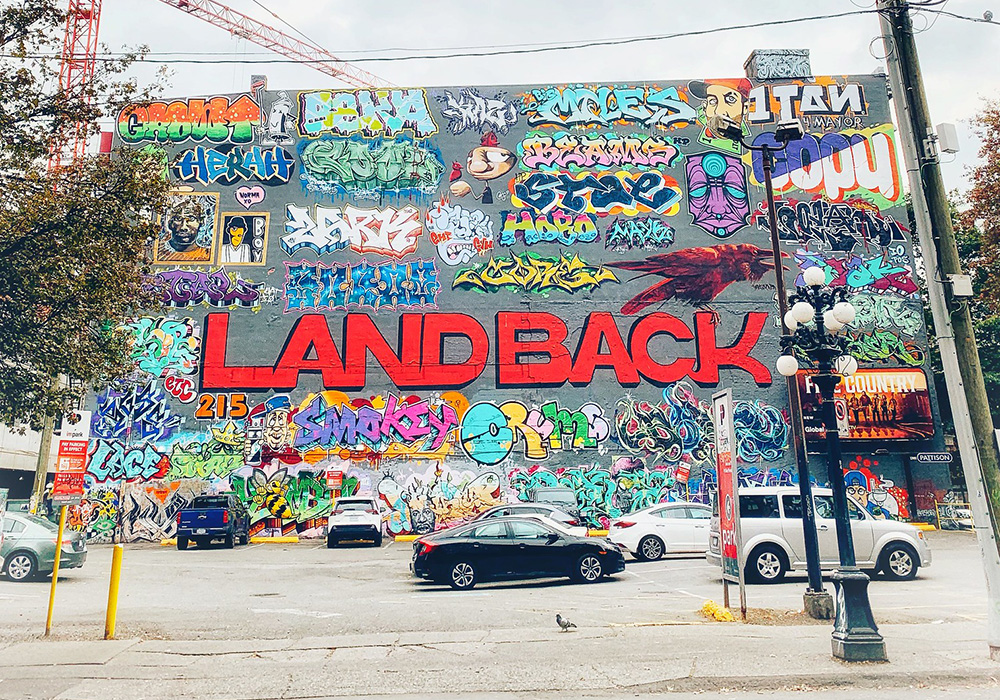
[608,502,713,561]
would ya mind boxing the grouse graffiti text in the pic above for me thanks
[282,204,422,258]
[847,329,925,367]
[117,95,261,144]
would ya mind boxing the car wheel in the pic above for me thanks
[637,535,665,561]
[224,532,235,549]
[573,554,603,583]
[747,545,787,583]
[4,552,38,582]
[177,536,188,551]
[880,543,919,581]
[448,561,477,590]
[374,533,383,547]
[327,534,337,549]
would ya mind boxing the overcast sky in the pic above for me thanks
[98,0,998,190]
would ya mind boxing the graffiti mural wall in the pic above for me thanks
[77,74,949,539]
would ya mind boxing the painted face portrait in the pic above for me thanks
[167,201,203,250]
[844,471,870,507]
[686,152,750,238]
[226,218,247,247]
[704,84,747,123]
[263,408,290,450]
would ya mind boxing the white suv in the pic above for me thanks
[326,497,385,548]
[706,486,931,583]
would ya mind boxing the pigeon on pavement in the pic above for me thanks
[556,614,577,632]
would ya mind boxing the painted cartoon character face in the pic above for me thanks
[263,407,291,450]
[467,132,516,181]
[844,471,871,508]
[226,217,247,247]
[704,84,747,123]
[686,152,750,238]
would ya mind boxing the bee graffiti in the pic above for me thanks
[250,467,294,519]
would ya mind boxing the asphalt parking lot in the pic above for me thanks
[0,530,985,642]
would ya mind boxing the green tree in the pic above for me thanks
[0,1,171,427]
[932,98,1000,425]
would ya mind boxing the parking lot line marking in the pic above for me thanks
[634,564,716,573]
[623,570,640,578]
[674,588,709,600]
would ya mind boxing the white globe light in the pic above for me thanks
[802,266,826,287]
[791,301,815,324]
[832,301,857,325]
[776,354,800,377]
[823,310,845,332]
[782,310,799,331]
[835,355,859,376]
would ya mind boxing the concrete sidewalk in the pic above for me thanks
[0,618,997,700]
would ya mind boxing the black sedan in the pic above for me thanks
[410,516,625,590]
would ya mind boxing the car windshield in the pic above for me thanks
[335,501,374,513]
[192,496,229,509]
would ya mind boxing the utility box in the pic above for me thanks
[936,122,960,154]
[948,274,974,297]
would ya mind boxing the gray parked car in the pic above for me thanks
[1,512,88,582]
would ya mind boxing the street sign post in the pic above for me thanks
[326,470,344,491]
[713,389,746,620]
[52,410,91,506]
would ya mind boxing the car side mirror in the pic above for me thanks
[546,533,560,544]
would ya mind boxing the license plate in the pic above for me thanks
[196,528,207,534]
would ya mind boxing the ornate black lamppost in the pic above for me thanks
[776,269,888,663]
[709,114,830,618]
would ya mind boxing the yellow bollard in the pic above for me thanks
[45,505,68,636]
[105,544,124,640]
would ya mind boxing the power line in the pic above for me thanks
[3,6,994,67]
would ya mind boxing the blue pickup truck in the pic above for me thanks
[176,493,250,550]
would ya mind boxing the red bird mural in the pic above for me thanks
[606,244,782,315]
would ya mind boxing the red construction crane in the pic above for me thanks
[49,0,389,165]
[49,0,104,169]
[157,0,391,88]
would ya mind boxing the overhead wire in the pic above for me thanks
[1,5,994,67]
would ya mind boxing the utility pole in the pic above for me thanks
[29,414,55,516]
[878,0,1000,659]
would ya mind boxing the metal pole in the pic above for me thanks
[105,544,124,640]
[878,0,1000,658]
[804,301,886,662]
[44,505,68,636]
[761,144,829,608]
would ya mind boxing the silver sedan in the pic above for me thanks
[2,512,88,582]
